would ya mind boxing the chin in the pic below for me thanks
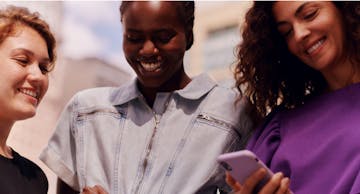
[139,79,165,88]
[17,110,37,120]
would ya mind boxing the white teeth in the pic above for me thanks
[307,39,324,54]
[140,62,161,72]
[19,88,38,98]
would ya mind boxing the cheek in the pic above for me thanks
[286,40,300,57]
[123,44,139,60]
[42,77,49,96]
[165,42,187,58]
[164,35,187,53]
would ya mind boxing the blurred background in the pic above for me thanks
[1,1,252,193]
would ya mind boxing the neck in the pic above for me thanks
[139,67,191,107]
[322,59,360,91]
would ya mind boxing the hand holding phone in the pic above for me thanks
[217,150,273,192]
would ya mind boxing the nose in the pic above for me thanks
[139,39,159,56]
[293,22,310,43]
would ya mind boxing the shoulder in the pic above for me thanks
[12,151,48,182]
[74,87,118,102]
[69,85,130,109]
[205,85,248,114]
[211,84,239,99]
[203,85,254,130]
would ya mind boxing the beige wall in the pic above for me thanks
[187,1,252,82]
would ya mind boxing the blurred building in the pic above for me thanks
[187,1,252,86]
[58,57,132,108]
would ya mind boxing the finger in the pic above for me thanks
[226,172,242,191]
[82,186,95,194]
[93,185,108,194]
[241,168,267,193]
[275,177,290,194]
[259,172,284,194]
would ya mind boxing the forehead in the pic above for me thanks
[272,1,305,21]
[122,1,182,29]
[0,25,49,56]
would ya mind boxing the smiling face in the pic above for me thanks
[0,26,50,121]
[122,1,188,89]
[273,2,347,72]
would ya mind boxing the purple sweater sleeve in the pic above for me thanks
[246,112,282,167]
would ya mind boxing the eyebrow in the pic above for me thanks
[295,2,311,17]
[276,2,311,27]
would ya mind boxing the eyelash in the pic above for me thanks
[303,9,318,20]
[15,58,50,74]
[125,34,174,44]
[39,64,50,74]
[126,35,144,43]
[281,8,319,38]
[15,58,29,65]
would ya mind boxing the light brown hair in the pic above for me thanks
[0,5,57,71]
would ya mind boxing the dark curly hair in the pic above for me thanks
[235,1,360,117]
[119,1,195,50]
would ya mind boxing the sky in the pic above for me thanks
[1,1,132,73]
[62,1,132,73]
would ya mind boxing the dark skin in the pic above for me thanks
[57,2,192,194]
[138,65,190,107]
[122,1,192,107]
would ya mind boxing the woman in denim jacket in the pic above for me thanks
[41,1,254,194]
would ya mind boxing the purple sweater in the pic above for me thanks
[247,83,360,194]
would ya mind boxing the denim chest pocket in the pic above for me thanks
[192,112,241,151]
[196,113,238,134]
[74,107,126,192]
[160,112,240,193]
[76,108,124,121]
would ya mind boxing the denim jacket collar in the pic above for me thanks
[111,73,217,106]
[175,73,217,100]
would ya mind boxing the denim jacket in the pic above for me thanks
[40,74,253,194]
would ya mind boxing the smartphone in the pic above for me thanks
[217,150,273,192]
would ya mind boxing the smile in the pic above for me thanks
[18,88,39,99]
[306,38,325,54]
[140,62,161,72]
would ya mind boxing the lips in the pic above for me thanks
[137,55,163,73]
[306,37,326,55]
[140,61,161,72]
[18,88,40,103]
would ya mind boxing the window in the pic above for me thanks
[203,25,241,71]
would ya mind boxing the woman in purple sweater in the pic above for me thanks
[228,1,360,194]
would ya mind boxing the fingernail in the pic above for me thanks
[275,172,284,179]
[284,177,290,185]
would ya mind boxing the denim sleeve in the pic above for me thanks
[39,94,80,191]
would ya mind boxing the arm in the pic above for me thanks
[57,179,78,194]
